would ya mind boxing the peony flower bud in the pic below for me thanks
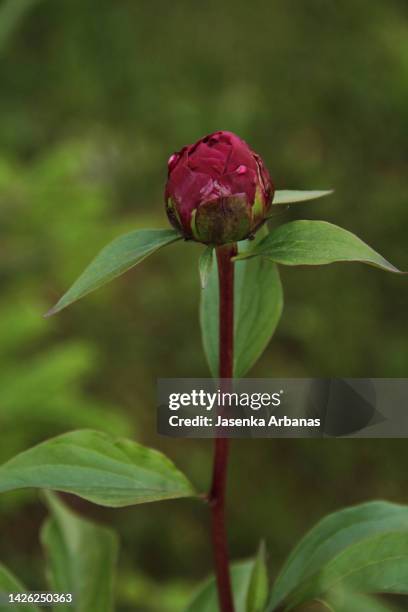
[165,131,274,245]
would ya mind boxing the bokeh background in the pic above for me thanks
[0,0,407,610]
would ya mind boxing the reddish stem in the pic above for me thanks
[209,243,237,612]
[217,244,236,380]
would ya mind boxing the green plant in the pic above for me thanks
[0,145,134,519]
[0,131,405,611]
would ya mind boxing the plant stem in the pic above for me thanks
[217,244,236,380]
[209,243,237,612]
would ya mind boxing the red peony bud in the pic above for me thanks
[165,131,274,245]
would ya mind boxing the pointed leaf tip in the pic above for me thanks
[43,305,58,318]
[272,189,334,205]
[235,221,405,274]
[45,228,181,316]
[247,541,269,612]
[0,429,195,507]
[185,559,258,611]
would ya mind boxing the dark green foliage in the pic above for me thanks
[1,0,408,610]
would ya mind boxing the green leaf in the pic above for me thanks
[200,228,283,378]
[45,228,181,316]
[200,244,219,378]
[323,589,398,612]
[0,430,195,507]
[0,564,40,611]
[41,491,118,612]
[234,234,283,378]
[247,542,269,612]
[185,560,257,612]
[235,221,403,273]
[272,190,333,205]
[199,246,214,289]
[268,501,408,611]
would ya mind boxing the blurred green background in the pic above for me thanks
[0,0,407,610]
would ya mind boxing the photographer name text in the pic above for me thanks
[168,414,321,428]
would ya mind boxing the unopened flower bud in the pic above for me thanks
[165,131,274,245]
